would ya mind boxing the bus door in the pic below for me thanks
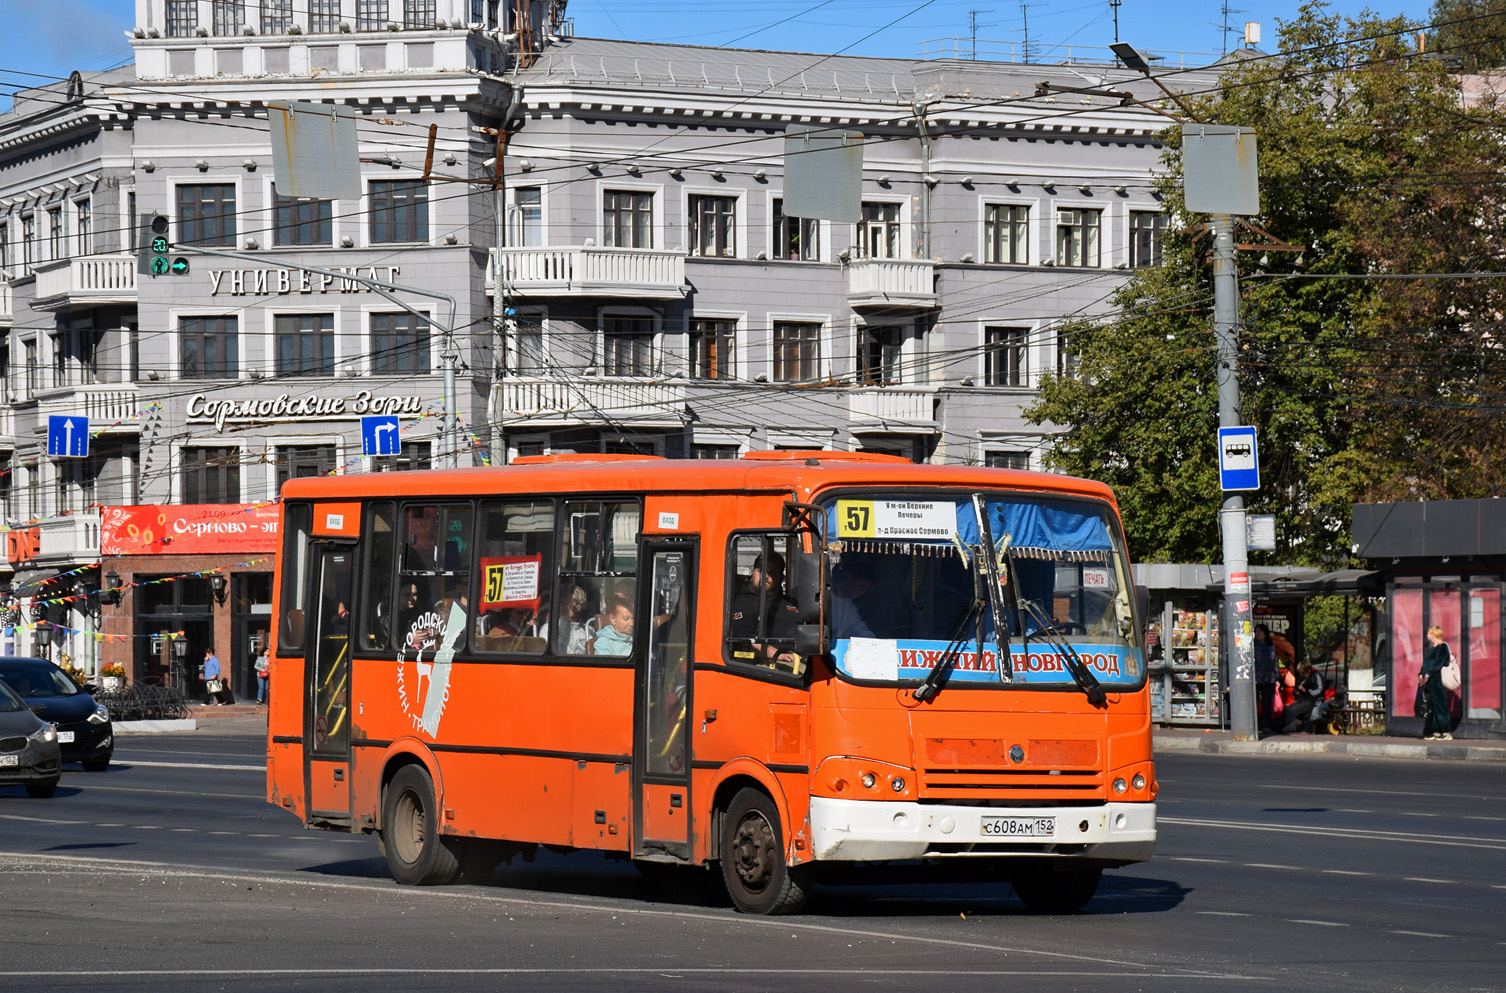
[305,542,355,825]
[633,542,696,859]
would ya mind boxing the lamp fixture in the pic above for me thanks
[960,176,974,186]
[195,159,209,172]
[754,169,767,182]
[877,174,890,185]
[1113,185,1127,195]
[244,159,257,171]
[209,572,228,607]
[519,159,533,172]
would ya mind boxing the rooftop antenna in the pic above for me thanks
[1212,0,1245,55]
[1017,2,1043,64]
[969,8,996,60]
[1109,0,1122,44]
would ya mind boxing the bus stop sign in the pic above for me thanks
[1218,425,1260,491]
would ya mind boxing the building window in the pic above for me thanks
[1,223,8,277]
[23,339,38,397]
[403,0,436,28]
[857,202,901,259]
[512,187,542,247]
[75,200,92,256]
[166,0,198,36]
[212,0,246,34]
[276,445,338,488]
[1055,208,1101,267]
[182,447,240,504]
[356,0,388,30]
[178,184,237,247]
[180,316,239,379]
[511,313,546,375]
[602,314,655,376]
[370,180,428,244]
[309,0,340,32]
[273,186,333,246]
[1129,211,1164,268]
[374,441,431,472]
[983,326,1028,387]
[21,215,34,271]
[857,325,901,386]
[275,314,336,377]
[984,450,1030,470]
[689,195,736,258]
[262,0,293,33]
[772,198,818,261]
[1056,330,1079,379]
[689,318,734,380]
[692,444,740,460]
[603,190,653,249]
[57,459,99,510]
[371,312,431,373]
[47,208,62,262]
[772,322,821,383]
[984,203,1028,264]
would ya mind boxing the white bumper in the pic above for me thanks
[808,798,1156,864]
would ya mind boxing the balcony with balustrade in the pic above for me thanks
[846,258,938,310]
[498,378,689,428]
[35,512,103,567]
[31,254,138,312]
[487,247,688,299]
[848,385,939,433]
[37,384,143,435]
[0,280,13,328]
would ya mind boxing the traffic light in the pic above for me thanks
[138,213,189,277]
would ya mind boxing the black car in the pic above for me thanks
[0,678,62,797]
[0,657,113,771]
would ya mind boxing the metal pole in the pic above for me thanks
[914,99,931,260]
[1213,211,1255,741]
[493,175,506,466]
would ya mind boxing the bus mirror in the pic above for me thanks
[1135,585,1150,635]
[795,623,826,656]
[789,548,823,624]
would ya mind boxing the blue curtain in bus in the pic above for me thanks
[954,498,1113,558]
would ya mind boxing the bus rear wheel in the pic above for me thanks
[1011,865,1102,914]
[720,787,810,915]
[381,764,462,885]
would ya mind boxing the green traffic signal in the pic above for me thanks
[151,236,168,254]
[150,256,169,276]
[170,257,190,275]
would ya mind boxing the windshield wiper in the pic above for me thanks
[1015,595,1109,709]
[971,493,1014,683]
[912,596,985,703]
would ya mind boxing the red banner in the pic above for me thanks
[101,505,280,556]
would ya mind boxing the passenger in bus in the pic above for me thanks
[589,595,635,656]
[542,585,590,655]
[729,553,799,663]
[830,559,876,639]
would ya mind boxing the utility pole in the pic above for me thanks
[1109,0,1122,44]
[969,9,994,60]
[914,98,933,259]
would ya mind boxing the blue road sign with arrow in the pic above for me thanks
[47,415,90,458]
[1218,425,1260,491]
[361,415,401,457]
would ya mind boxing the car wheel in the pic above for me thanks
[1012,865,1102,914]
[81,756,111,772]
[720,787,811,915]
[26,778,59,799]
[380,764,462,885]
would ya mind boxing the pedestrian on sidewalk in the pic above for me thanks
[203,647,233,706]
[1254,625,1278,734]
[254,646,271,704]
[1420,626,1453,740]
[1282,660,1323,734]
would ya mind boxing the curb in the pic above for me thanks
[1154,734,1506,762]
[115,718,198,734]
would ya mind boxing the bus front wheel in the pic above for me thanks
[381,764,462,885]
[1011,865,1102,913]
[720,787,811,915]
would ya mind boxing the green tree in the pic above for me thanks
[1428,0,1506,70]
[1030,3,1506,565]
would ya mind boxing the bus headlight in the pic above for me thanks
[1131,773,1146,790]
[890,777,905,792]
[860,772,877,789]
[1112,777,1128,794]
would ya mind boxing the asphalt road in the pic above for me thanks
[1,719,1502,993]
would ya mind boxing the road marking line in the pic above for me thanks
[1288,920,1347,927]
[0,850,1256,978]
[1321,870,1370,876]
[1265,784,1506,802]
[1389,930,1448,939]
[130,825,163,830]
[1243,863,1297,870]
[1195,911,1251,917]
[1464,816,1506,822]
[0,814,86,827]
[170,828,198,833]
[0,970,1258,980]
[1165,857,1228,863]
[73,785,261,801]
[1161,816,1506,852]
[118,760,263,772]
[1404,877,1449,884]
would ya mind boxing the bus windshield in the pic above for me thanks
[821,491,1144,690]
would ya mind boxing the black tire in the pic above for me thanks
[380,765,462,885]
[1012,865,1102,914]
[720,787,811,915]
[81,756,111,772]
[26,778,59,799]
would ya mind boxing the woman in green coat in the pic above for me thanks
[1420,626,1452,740]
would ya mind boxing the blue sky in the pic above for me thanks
[0,0,1419,105]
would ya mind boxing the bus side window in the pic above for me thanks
[557,500,641,655]
[278,503,313,656]
[475,500,554,654]
[396,504,473,657]
[724,532,799,672]
[360,502,396,651]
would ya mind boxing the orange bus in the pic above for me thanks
[266,451,1156,914]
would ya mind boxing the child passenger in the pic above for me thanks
[591,595,635,656]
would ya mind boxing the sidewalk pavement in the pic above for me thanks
[1155,726,1506,762]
